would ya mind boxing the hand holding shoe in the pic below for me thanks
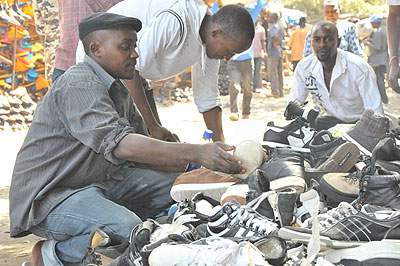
[196,142,245,175]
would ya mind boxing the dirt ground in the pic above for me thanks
[1,78,400,266]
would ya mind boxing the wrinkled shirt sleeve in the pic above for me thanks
[289,65,309,103]
[356,65,384,116]
[57,81,134,165]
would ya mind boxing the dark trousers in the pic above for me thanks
[373,65,388,104]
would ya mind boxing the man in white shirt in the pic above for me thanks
[76,0,255,142]
[287,21,384,130]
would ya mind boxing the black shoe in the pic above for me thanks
[278,202,400,248]
[309,130,359,172]
[372,137,400,173]
[259,148,306,194]
[207,198,279,238]
[80,228,129,266]
[263,117,316,150]
[355,167,400,210]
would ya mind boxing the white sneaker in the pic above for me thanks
[148,236,271,266]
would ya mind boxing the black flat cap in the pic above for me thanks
[79,12,142,41]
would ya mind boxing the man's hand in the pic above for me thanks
[148,125,180,142]
[196,142,245,174]
[388,59,400,94]
[284,99,305,120]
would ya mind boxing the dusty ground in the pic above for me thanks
[1,78,400,265]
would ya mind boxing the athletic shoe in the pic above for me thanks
[278,202,400,248]
[230,112,239,121]
[372,137,400,173]
[355,167,400,210]
[267,188,298,227]
[259,148,306,194]
[170,168,242,202]
[324,241,400,266]
[344,109,390,155]
[309,130,359,172]
[263,117,315,150]
[319,170,365,206]
[294,189,325,226]
[207,199,279,238]
[148,236,270,266]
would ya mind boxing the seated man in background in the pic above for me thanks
[9,13,245,266]
[286,21,384,130]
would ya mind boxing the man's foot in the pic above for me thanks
[32,240,45,266]
[242,114,250,119]
[229,113,239,121]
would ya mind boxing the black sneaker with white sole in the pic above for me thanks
[263,117,316,151]
[278,202,400,248]
[207,199,279,238]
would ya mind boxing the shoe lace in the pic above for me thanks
[318,202,358,230]
[229,202,277,236]
[353,165,377,209]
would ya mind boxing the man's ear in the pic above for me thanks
[211,28,223,39]
[337,37,341,48]
[90,41,101,56]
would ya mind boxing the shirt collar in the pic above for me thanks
[83,55,118,91]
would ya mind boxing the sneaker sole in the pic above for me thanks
[342,132,372,156]
[318,142,360,173]
[324,241,400,264]
[278,227,400,248]
[170,182,236,202]
[270,176,306,195]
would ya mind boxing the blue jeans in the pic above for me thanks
[30,167,179,265]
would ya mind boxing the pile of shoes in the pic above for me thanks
[0,85,36,131]
[80,109,400,266]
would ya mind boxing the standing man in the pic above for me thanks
[287,21,384,130]
[365,15,389,104]
[288,17,308,71]
[303,0,365,58]
[266,12,284,98]
[31,0,60,85]
[252,17,266,92]
[387,0,400,93]
[77,0,255,142]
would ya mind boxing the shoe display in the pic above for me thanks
[263,117,315,151]
[278,202,400,248]
[344,109,390,155]
[148,236,270,266]
[207,199,279,238]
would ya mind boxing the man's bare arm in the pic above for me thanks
[387,5,400,93]
[202,106,225,143]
